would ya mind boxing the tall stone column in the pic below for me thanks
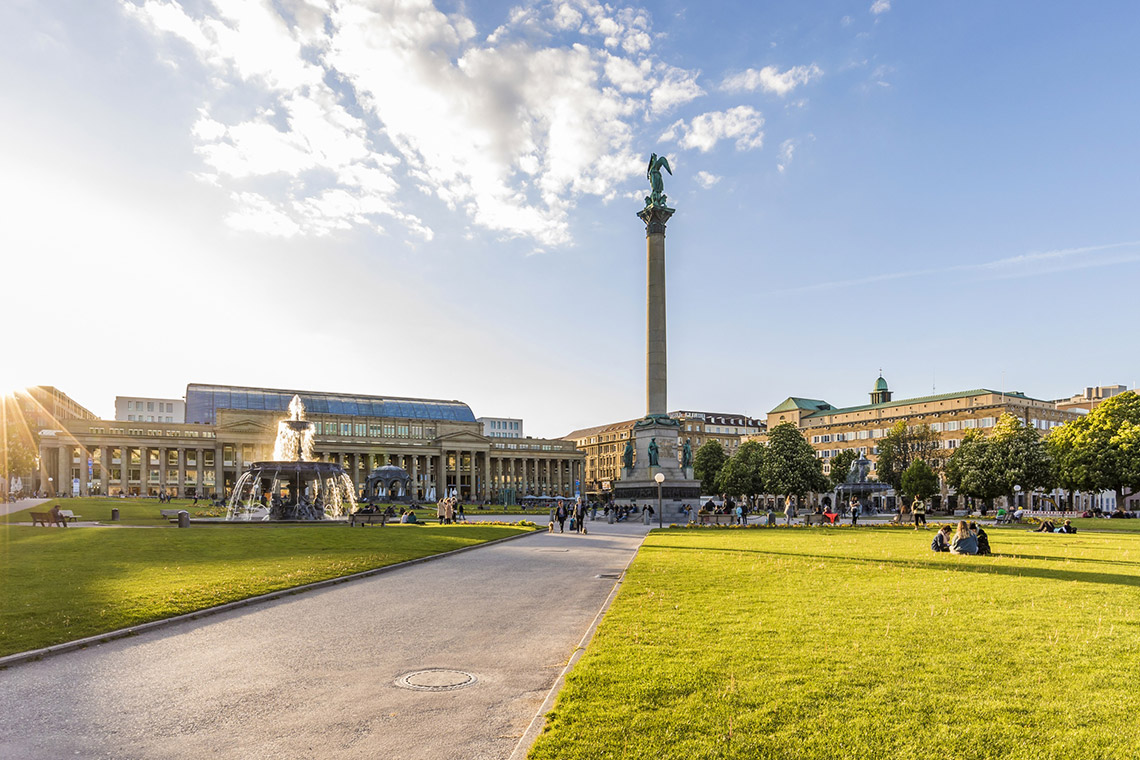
[177,448,186,498]
[213,445,224,498]
[158,447,168,496]
[637,204,674,418]
[100,446,110,496]
[58,445,71,496]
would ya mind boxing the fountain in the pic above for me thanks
[226,395,357,521]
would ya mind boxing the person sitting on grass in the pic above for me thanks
[1034,519,1056,533]
[931,524,952,552]
[970,522,991,555]
[950,521,978,555]
[1057,519,1077,534]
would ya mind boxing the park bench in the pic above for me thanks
[350,512,388,527]
[31,511,66,527]
[698,513,735,526]
[890,512,915,526]
[58,509,81,522]
[160,509,182,519]
[803,513,826,526]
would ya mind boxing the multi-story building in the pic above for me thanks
[758,375,1084,509]
[39,383,582,501]
[564,409,764,497]
[477,417,523,438]
[1054,385,1129,413]
[14,386,96,430]
[115,396,185,423]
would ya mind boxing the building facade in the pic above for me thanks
[478,417,523,438]
[564,410,764,496]
[758,376,1086,509]
[1054,385,1129,413]
[39,384,582,502]
[115,396,185,423]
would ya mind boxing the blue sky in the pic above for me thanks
[2,0,1137,436]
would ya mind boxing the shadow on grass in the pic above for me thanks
[647,543,1140,589]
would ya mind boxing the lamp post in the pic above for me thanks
[1014,484,1022,513]
[654,472,665,529]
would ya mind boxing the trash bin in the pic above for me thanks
[111,508,120,521]
[177,510,190,528]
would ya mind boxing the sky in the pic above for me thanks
[2,0,1138,438]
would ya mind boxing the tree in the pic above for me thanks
[693,440,728,494]
[944,430,1005,507]
[828,449,859,489]
[901,459,939,502]
[761,422,828,499]
[716,440,765,501]
[874,421,943,492]
[1048,391,1140,510]
[2,422,38,498]
[989,413,1053,502]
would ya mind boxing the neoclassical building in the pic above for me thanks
[39,383,583,502]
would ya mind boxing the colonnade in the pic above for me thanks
[39,442,584,502]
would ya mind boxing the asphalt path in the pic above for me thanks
[0,516,649,760]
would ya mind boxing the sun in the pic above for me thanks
[0,370,34,400]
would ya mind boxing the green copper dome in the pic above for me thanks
[873,375,889,392]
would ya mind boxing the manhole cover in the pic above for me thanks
[396,669,478,692]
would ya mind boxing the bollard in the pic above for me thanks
[177,510,190,528]
[643,508,651,525]
[608,508,614,524]
[111,508,120,521]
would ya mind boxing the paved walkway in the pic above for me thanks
[0,517,650,760]
[0,497,47,517]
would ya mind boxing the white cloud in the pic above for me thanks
[694,170,720,188]
[664,106,765,152]
[721,64,822,96]
[123,0,709,246]
[776,139,796,173]
[871,0,891,14]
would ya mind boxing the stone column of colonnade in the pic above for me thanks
[100,445,111,496]
[214,444,223,499]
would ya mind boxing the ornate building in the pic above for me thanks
[38,383,582,501]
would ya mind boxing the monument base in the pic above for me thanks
[612,419,701,521]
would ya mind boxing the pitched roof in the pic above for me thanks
[769,397,833,414]
[803,388,1032,419]
[562,418,640,441]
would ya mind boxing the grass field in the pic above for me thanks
[0,522,531,657]
[3,497,553,525]
[529,527,1140,760]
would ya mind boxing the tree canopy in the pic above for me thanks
[828,449,859,489]
[692,440,728,494]
[1047,391,1140,509]
[716,440,765,499]
[761,422,828,497]
[874,421,943,492]
[901,458,939,501]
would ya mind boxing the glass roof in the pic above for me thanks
[186,385,476,425]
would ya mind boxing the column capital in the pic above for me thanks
[636,204,675,236]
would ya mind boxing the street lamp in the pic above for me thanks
[654,472,665,529]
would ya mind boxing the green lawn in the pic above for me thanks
[0,523,531,657]
[529,527,1140,760]
[3,497,552,525]
[1052,517,1140,533]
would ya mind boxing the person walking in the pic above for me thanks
[783,496,796,526]
[850,497,860,526]
[555,502,568,533]
[912,496,927,529]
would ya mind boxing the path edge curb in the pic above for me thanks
[0,526,540,671]
[507,535,646,760]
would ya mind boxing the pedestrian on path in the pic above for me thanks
[850,497,860,526]
[912,496,926,529]
[784,496,796,526]
[556,502,568,533]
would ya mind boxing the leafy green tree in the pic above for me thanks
[761,422,828,499]
[989,413,1053,502]
[693,440,728,494]
[716,440,765,501]
[945,430,1004,508]
[2,423,38,495]
[874,421,943,492]
[1048,391,1140,510]
[901,458,939,502]
[828,448,859,489]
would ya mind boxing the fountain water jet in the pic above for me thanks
[226,395,356,521]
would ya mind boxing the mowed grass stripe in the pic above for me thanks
[0,524,530,657]
[529,528,1140,760]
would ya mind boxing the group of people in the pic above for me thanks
[435,497,465,524]
[549,500,589,533]
[1034,518,1077,534]
[931,520,991,555]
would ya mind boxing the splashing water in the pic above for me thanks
[272,394,315,462]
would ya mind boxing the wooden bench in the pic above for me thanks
[890,512,915,525]
[160,509,183,519]
[698,513,735,525]
[58,509,81,522]
[350,512,388,527]
[803,513,825,526]
[31,511,66,527]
